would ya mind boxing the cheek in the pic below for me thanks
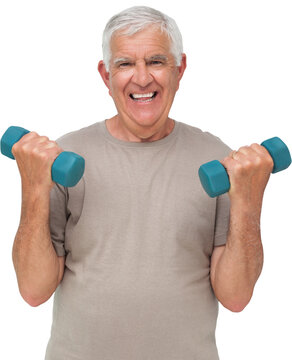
[110,71,133,98]
[154,69,179,92]
[171,75,181,94]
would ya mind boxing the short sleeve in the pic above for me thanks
[49,183,68,256]
[213,193,230,246]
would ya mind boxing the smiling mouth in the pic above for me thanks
[129,91,158,102]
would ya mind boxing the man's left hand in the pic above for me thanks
[221,143,274,207]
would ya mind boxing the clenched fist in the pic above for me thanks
[221,143,274,206]
[12,131,63,191]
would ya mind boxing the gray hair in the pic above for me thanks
[102,6,183,72]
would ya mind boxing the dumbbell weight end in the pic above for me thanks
[198,160,230,198]
[52,151,85,187]
[1,126,85,187]
[198,136,291,198]
[261,137,291,173]
[1,126,30,159]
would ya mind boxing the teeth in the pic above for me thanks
[131,92,155,99]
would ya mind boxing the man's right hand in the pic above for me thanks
[11,132,63,192]
[11,131,65,306]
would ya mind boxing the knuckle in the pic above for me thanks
[250,143,260,149]
[266,156,274,169]
[48,142,61,154]
[234,159,253,175]
[21,142,31,153]
[31,146,40,156]
[40,135,49,142]
[234,162,244,173]
[29,131,39,138]
[253,156,262,167]
[46,141,55,149]
[243,159,253,171]
[39,151,49,160]
[11,142,19,153]
[268,155,274,165]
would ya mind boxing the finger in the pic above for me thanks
[11,131,39,154]
[12,133,48,155]
[232,146,265,169]
[236,145,258,156]
[250,143,274,171]
[227,144,274,176]
[35,141,63,159]
[220,154,237,170]
[221,150,253,178]
[18,131,40,144]
[230,150,238,160]
[38,140,58,149]
[37,136,50,144]
[250,142,272,159]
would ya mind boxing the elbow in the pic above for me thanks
[219,294,253,313]
[17,276,60,307]
[25,297,47,307]
[20,288,52,307]
[222,301,248,313]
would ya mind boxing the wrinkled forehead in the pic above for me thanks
[110,25,172,56]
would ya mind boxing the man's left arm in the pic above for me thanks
[210,143,274,312]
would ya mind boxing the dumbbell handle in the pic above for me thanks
[0,126,85,187]
[198,137,291,198]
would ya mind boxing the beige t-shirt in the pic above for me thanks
[45,120,231,360]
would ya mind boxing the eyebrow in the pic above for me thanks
[113,54,168,65]
[113,57,132,65]
[147,55,168,62]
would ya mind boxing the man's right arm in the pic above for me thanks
[11,131,65,307]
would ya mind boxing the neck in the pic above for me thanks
[105,116,175,142]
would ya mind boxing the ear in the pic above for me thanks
[98,60,111,95]
[176,53,187,90]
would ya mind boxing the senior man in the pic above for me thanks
[11,6,273,360]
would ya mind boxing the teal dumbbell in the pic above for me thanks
[198,137,291,198]
[1,126,85,187]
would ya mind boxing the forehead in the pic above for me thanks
[110,26,172,59]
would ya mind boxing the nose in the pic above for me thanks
[132,61,153,88]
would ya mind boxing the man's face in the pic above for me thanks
[99,26,186,139]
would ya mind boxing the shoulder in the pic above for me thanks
[55,121,105,155]
[177,121,232,161]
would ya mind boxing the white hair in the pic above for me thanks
[102,6,183,72]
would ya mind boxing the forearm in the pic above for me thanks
[12,187,60,306]
[212,201,264,311]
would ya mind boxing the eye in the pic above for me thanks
[150,60,163,66]
[119,62,132,68]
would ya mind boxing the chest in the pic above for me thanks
[64,145,217,268]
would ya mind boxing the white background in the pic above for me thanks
[0,0,291,359]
